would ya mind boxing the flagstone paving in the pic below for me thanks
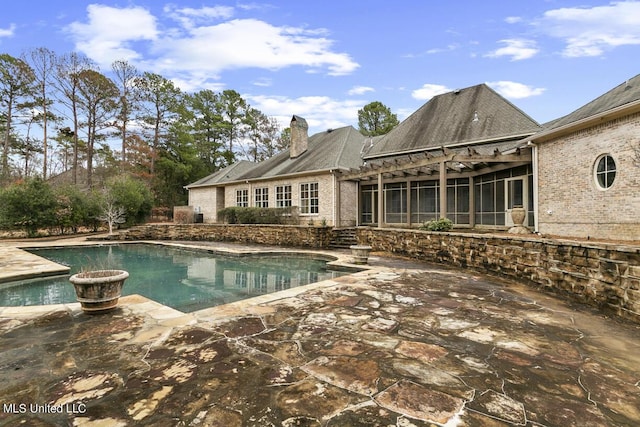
[0,241,639,426]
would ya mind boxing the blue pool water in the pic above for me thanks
[0,244,346,312]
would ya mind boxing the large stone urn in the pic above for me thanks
[508,206,529,234]
[510,206,526,226]
[69,270,129,314]
[350,245,372,265]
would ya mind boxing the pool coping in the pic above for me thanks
[0,239,385,319]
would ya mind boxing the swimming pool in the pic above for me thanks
[0,244,347,313]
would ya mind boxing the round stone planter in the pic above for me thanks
[350,245,372,265]
[69,270,129,314]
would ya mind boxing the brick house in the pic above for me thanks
[339,83,542,230]
[186,116,366,226]
[186,77,640,241]
[527,74,640,241]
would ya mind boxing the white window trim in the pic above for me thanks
[299,182,319,215]
[255,187,269,208]
[236,189,249,207]
[275,184,292,208]
[593,153,617,191]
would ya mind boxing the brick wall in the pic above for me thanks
[188,187,223,223]
[356,228,640,323]
[537,112,640,240]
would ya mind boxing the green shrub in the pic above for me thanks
[0,178,57,237]
[420,217,453,232]
[217,206,295,224]
[217,207,239,224]
[105,175,153,226]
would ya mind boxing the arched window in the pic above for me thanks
[594,154,616,189]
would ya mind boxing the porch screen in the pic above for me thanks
[446,178,470,224]
[410,180,439,223]
[384,182,407,223]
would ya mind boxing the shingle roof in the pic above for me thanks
[364,84,541,159]
[236,126,365,180]
[186,160,256,188]
[543,74,640,130]
[186,125,366,187]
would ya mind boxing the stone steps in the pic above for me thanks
[330,228,358,249]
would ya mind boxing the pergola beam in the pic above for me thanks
[339,149,531,181]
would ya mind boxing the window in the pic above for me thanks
[360,184,378,224]
[446,178,470,224]
[276,185,292,207]
[236,189,248,207]
[410,180,439,223]
[595,154,616,189]
[255,187,269,207]
[474,166,533,226]
[300,182,319,214]
[384,182,407,223]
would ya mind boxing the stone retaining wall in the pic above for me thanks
[119,224,640,323]
[120,223,333,249]
[356,228,640,323]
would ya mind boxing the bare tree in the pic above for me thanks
[243,108,282,162]
[111,60,139,169]
[97,194,126,235]
[54,52,94,184]
[76,69,119,189]
[0,54,36,183]
[138,72,181,175]
[24,47,57,179]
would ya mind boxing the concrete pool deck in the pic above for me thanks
[1,237,640,426]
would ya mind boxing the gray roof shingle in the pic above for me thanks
[186,160,257,188]
[237,125,365,180]
[364,84,541,159]
[187,125,366,187]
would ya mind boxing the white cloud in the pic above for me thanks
[348,86,374,95]
[505,16,522,24]
[163,4,234,29]
[0,24,16,38]
[411,84,452,100]
[151,18,358,76]
[247,94,364,133]
[485,39,539,61]
[66,4,158,65]
[539,1,640,57]
[252,77,273,87]
[66,5,358,77]
[487,81,545,99]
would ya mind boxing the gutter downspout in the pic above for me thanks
[331,171,338,227]
[529,141,539,233]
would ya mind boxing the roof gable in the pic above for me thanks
[235,125,366,180]
[186,160,257,188]
[186,126,367,187]
[364,84,541,159]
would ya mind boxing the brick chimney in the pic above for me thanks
[290,115,309,158]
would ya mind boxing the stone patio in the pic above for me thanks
[1,238,639,426]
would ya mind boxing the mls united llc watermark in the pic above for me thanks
[3,402,87,415]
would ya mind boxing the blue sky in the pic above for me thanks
[1,1,640,134]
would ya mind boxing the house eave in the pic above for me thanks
[186,167,350,190]
[529,99,640,144]
[363,132,537,160]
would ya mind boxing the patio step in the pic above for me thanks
[330,227,358,249]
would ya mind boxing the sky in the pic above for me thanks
[1,0,640,135]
